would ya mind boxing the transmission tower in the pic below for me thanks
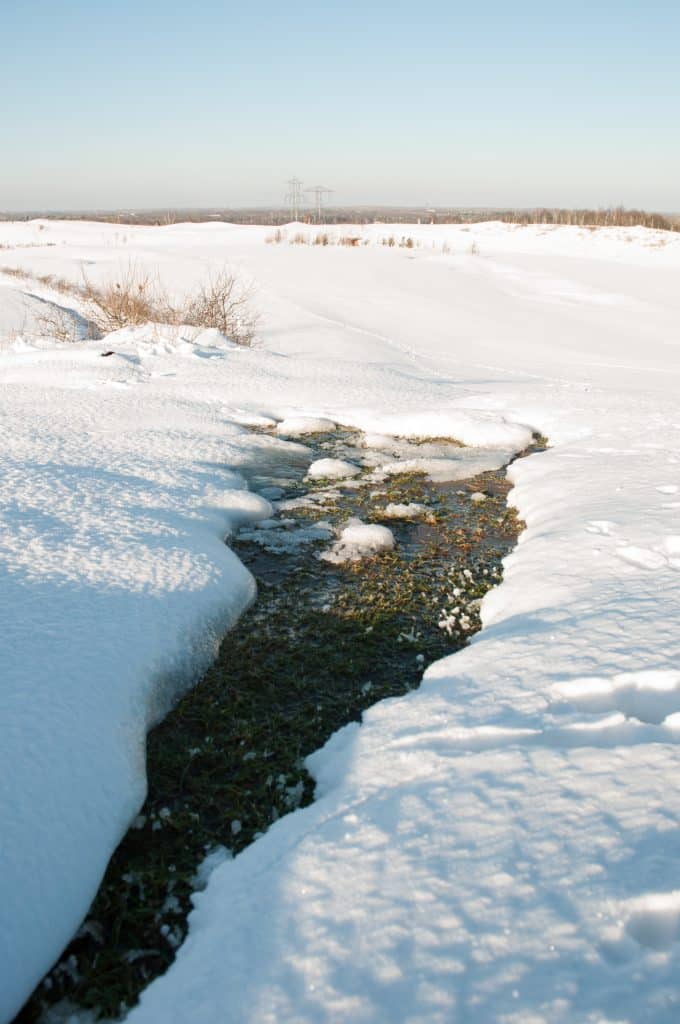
[284,177,304,222]
[305,185,334,224]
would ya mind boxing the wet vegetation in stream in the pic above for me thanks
[18,427,546,1022]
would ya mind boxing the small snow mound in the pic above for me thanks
[624,891,680,950]
[276,416,337,437]
[551,669,680,724]
[189,327,237,351]
[470,492,487,502]
[320,520,395,563]
[306,458,361,481]
[381,502,431,520]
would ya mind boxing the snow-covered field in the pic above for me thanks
[2,219,680,1022]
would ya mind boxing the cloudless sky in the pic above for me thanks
[2,0,679,210]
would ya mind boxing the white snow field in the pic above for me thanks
[1,220,680,1023]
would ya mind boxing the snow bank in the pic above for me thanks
[320,519,396,563]
[275,416,337,437]
[352,409,533,449]
[0,344,283,1020]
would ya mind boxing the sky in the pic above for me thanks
[2,0,679,211]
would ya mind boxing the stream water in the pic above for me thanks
[18,425,544,1022]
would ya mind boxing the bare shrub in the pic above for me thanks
[37,273,77,293]
[314,233,330,246]
[183,269,259,347]
[265,229,283,244]
[81,263,164,333]
[338,236,361,247]
[289,232,308,245]
[4,260,259,347]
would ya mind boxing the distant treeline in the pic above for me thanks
[482,207,677,231]
[2,206,677,231]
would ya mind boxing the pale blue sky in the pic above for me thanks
[2,1,679,210]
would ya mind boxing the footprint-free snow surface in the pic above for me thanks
[2,221,680,1023]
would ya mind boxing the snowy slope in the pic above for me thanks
[1,221,680,1022]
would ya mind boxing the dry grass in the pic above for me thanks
[1,262,259,347]
[0,265,30,280]
[81,263,259,347]
[34,306,92,344]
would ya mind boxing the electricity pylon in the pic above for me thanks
[284,178,304,222]
[305,185,334,224]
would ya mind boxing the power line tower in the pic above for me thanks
[284,177,304,222]
[305,185,334,224]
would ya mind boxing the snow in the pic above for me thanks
[306,457,361,480]
[380,502,432,520]
[275,416,337,437]
[2,219,680,1022]
[319,520,396,564]
[351,409,532,449]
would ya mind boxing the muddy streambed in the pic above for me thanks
[19,425,544,1021]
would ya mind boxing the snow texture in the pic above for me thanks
[2,219,680,1022]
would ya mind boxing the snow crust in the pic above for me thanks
[2,219,680,1022]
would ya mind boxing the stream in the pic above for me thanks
[18,424,544,1022]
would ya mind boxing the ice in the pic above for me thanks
[238,521,334,553]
